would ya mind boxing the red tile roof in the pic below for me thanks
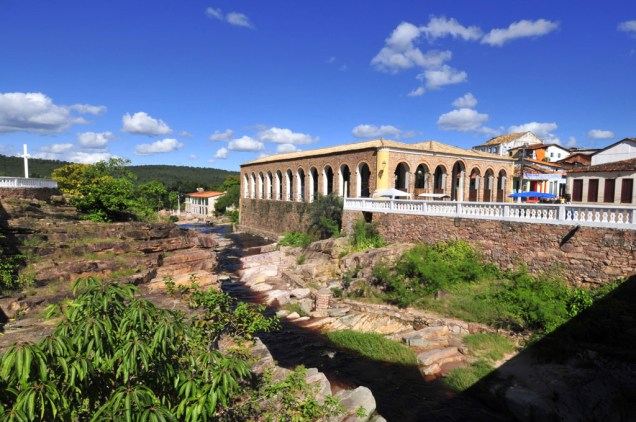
[186,191,224,198]
[567,158,636,173]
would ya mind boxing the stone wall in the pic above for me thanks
[343,210,635,286]
[239,199,312,238]
[0,188,60,201]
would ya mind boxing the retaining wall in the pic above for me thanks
[343,210,635,286]
[0,188,60,201]
[239,199,311,239]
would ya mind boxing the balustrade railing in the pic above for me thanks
[344,198,636,230]
[0,177,58,189]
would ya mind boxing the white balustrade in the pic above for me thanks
[344,198,636,230]
[0,177,58,189]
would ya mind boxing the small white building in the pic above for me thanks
[472,132,544,156]
[591,138,636,166]
[184,190,224,219]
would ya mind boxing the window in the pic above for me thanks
[621,178,634,204]
[572,179,583,202]
[587,179,599,202]
[550,152,554,158]
[604,179,615,203]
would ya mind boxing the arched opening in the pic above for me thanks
[483,169,494,202]
[497,170,507,202]
[394,162,410,192]
[468,168,481,202]
[451,161,465,201]
[414,164,430,196]
[309,167,319,201]
[250,173,256,199]
[296,168,305,202]
[258,172,264,199]
[275,170,283,200]
[286,169,293,201]
[357,162,371,198]
[339,164,351,198]
[433,165,447,195]
[323,166,334,195]
[266,171,273,200]
[243,174,249,198]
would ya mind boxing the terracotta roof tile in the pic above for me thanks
[186,191,224,198]
[481,132,529,146]
[567,157,636,173]
[241,138,509,166]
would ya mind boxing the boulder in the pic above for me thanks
[266,290,290,306]
[335,386,376,421]
[304,368,331,403]
[290,288,311,299]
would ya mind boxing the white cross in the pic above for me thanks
[23,144,30,178]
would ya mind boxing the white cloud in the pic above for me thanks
[352,124,403,139]
[122,112,172,136]
[214,147,228,159]
[508,122,559,142]
[452,93,477,108]
[205,8,223,20]
[228,136,264,152]
[0,92,100,133]
[69,104,106,115]
[257,127,318,145]
[134,138,184,155]
[68,151,113,164]
[205,8,254,29]
[420,65,468,89]
[40,143,74,154]
[77,131,115,148]
[407,86,426,97]
[209,129,234,141]
[420,16,482,41]
[188,154,198,160]
[587,129,614,139]
[566,136,577,148]
[482,19,559,46]
[618,20,636,35]
[276,144,298,154]
[437,108,489,132]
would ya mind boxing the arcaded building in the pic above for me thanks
[239,139,514,236]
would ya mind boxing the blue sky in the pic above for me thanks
[1,0,635,171]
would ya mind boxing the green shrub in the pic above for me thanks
[309,193,343,239]
[351,219,384,251]
[278,231,315,248]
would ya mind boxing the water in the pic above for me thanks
[183,223,503,421]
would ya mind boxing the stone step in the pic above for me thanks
[417,347,461,366]
[404,335,449,349]
[402,325,448,343]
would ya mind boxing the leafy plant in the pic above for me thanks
[351,219,384,251]
[0,277,280,420]
[278,231,315,248]
[308,193,343,239]
[296,253,307,265]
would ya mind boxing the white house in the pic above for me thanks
[184,190,224,219]
[591,138,636,166]
[472,132,543,156]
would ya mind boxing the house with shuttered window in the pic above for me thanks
[566,138,636,204]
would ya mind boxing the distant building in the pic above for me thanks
[565,138,636,204]
[472,132,543,156]
[591,138,636,166]
[184,190,224,219]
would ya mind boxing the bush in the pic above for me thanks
[351,219,384,251]
[278,231,315,248]
[308,193,343,239]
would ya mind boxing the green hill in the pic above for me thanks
[0,155,238,192]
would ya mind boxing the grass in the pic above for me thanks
[110,268,138,278]
[325,330,417,366]
[281,303,308,317]
[463,333,516,362]
[444,360,494,392]
[278,232,315,248]
[296,253,306,265]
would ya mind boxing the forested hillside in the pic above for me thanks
[0,155,238,192]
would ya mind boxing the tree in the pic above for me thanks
[214,176,240,215]
[0,277,279,420]
[308,193,343,239]
[51,163,90,196]
[137,180,168,212]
